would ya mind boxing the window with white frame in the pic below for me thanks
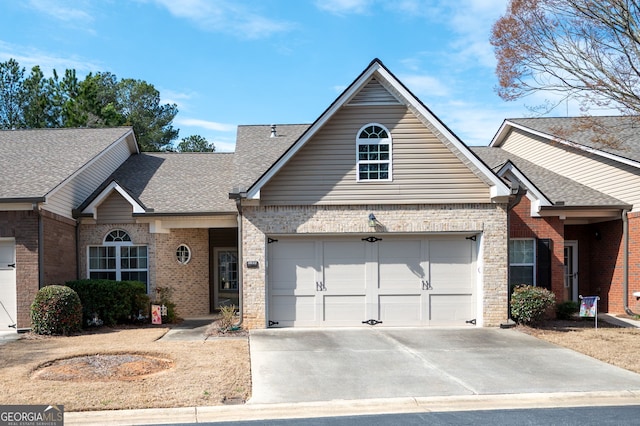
[509,238,535,286]
[88,229,148,288]
[176,244,191,264]
[356,123,392,181]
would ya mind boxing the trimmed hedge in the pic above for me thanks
[31,285,83,335]
[66,279,149,327]
[511,284,556,325]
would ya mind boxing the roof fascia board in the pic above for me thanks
[247,60,510,199]
[45,128,137,201]
[496,161,553,210]
[81,180,145,219]
[492,120,640,170]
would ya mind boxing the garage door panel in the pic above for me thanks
[0,239,17,331]
[323,295,366,323]
[379,295,423,324]
[268,235,477,327]
[429,294,474,325]
[271,295,316,325]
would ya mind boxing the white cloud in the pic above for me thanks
[27,0,94,22]
[161,89,197,111]
[314,0,373,15]
[400,73,449,98]
[176,118,236,132]
[0,41,103,75]
[151,0,294,39]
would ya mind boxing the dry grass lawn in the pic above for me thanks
[519,318,640,374]
[2,317,639,412]
[0,326,250,412]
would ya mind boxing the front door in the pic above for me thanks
[564,241,578,302]
[0,239,17,330]
[214,248,239,309]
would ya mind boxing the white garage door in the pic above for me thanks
[0,239,17,331]
[267,235,477,327]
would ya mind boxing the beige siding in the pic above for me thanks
[260,105,491,205]
[501,129,640,209]
[96,191,135,224]
[348,77,401,105]
[45,138,133,218]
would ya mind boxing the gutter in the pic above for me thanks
[34,203,44,289]
[228,191,246,328]
[622,209,639,316]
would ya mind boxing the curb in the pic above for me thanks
[64,390,640,425]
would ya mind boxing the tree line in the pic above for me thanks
[0,58,214,152]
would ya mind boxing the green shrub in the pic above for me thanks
[510,284,556,325]
[66,279,149,327]
[556,300,579,320]
[30,285,82,335]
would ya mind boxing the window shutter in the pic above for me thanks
[537,239,552,290]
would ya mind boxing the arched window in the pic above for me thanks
[356,123,392,181]
[88,229,148,289]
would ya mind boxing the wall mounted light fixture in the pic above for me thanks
[368,213,376,227]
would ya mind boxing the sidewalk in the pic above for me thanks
[64,391,640,425]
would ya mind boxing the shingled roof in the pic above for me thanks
[233,124,310,191]
[504,116,640,164]
[472,146,628,208]
[0,127,134,201]
[108,152,237,214]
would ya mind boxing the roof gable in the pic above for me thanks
[246,59,510,201]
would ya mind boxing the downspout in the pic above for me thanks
[229,191,246,327]
[34,203,44,289]
[501,184,527,328]
[622,209,639,316]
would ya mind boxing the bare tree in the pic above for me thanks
[491,0,640,115]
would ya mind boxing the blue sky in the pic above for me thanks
[0,0,572,151]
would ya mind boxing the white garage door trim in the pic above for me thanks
[267,233,479,327]
[0,238,17,331]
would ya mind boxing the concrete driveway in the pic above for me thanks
[248,327,640,404]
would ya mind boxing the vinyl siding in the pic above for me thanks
[501,128,640,209]
[96,191,135,224]
[260,105,491,205]
[347,77,401,106]
[45,137,134,218]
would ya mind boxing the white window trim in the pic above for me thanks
[87,229,148,288]
[509,238,536,286]
[356,123,393,182]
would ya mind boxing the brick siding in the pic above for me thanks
[241,203,508,329]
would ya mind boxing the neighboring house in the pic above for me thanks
[0,127,138,331]
[475,116,640,315]
[2,59,516,331]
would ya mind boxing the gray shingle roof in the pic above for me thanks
[0,127,133,200]
[110,152,236,214]
[233,124,310,191]
[508,116,640,163]
[472,146,628,207]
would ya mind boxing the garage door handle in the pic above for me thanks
[316,281,326,291]
[422,280,432,290]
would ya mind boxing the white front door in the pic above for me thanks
[0,239,17,331]
[268,235,477,327]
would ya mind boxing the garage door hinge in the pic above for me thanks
[362,236,382,243]
[268,320,279,326]
[362,319,383,326]
[465,235,477,241]
[466,319,476,325]
[267,238,278,244]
